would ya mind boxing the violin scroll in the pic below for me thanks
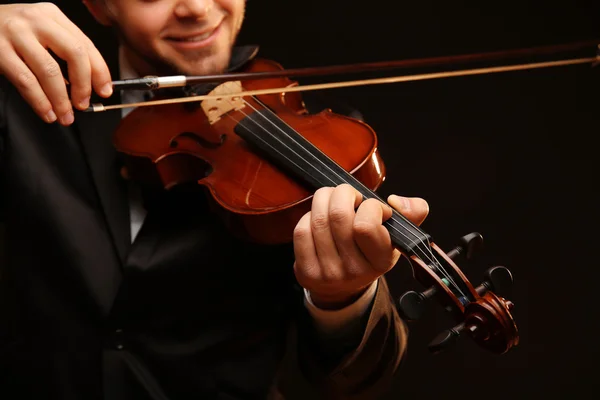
[397,232,519,354]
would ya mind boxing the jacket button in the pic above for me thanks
[114,329,124,350]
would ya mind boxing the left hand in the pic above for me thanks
[293,184,429,309]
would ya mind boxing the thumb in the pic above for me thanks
[387,195,429,226]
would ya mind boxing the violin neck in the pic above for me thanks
[233,102,431,256]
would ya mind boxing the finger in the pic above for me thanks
[292,211,321,284]
[354,198,401,273]
[41,19,93,110]
[11,30,73,125]
[310,187,343,280]
[0,47,56,123]
[49,8,112,98]
[328,184,369,275]
[387,195,429,226]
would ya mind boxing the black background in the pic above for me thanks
[16,0,600,398]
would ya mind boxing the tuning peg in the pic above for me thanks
[446,232,484,260]
[475,266,514,298]
[428,321,478,354]
[398,286,437,321]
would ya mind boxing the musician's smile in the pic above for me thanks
[84,0,246,77]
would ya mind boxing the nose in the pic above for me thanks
[174,0,214,19]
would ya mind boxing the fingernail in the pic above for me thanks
[79,97,90,109]
[393,195,411,211]
[61,111,74,125]
[45,110,57,123]
[101,83,113,97]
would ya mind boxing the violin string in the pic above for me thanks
[228,97,463,294]
[217,96,467,299]
[231,98,467,299]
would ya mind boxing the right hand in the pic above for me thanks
[0,2,113,125]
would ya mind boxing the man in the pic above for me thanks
[0,1,429,399]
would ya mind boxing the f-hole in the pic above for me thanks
[170,132,226,149]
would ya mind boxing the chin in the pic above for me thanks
[195,55,231,75]
[169,50,232,76]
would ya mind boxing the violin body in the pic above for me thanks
[112,57,519,355]
[113,58,386,244]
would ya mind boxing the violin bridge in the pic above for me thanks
[201,81,246,124]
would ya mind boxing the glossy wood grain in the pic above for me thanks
[113,59,385,243]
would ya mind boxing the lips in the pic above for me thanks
[166,21,222,43]
[168,30,214,42]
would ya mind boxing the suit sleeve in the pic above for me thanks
[0,81,6,159]
[275,277,407,400]
[0,81,6,261]
[0,80,6,221]
[0,76,8,233]
[272,97,405,399]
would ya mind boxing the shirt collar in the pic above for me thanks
[118,46,147,117]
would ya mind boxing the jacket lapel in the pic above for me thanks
[70,45,261,266]
[73,72,131,264]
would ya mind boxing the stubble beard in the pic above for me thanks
[114,13,244,77]
[118,33,234,78]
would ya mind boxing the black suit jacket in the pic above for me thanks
[0,46,407,400]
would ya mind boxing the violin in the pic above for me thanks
[88,39,599,355]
